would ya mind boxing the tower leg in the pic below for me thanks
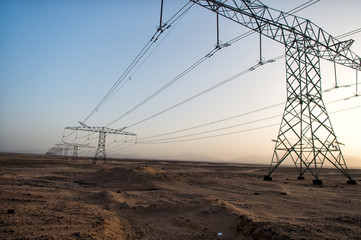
[93,131,107,164]
[72,146,78,160]
[266,45,355,184]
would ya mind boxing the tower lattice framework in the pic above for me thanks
[266,45,353,184]
[65,122,136,164]
[192,0,360,184]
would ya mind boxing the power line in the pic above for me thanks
[82,2,194,123]
[77,102,361,155]
[99,3,195,111]
[287,0,320,14]
[134,95,360,143]
[106,46,227,127]
[140,123,280,144]
[107,143,137,154]
[139,114,280,144]
[102,0,320,128]
[137,104,361,145]
[126,57,280,129]
[336,28,361,40]
[80,0,320,126]
[138,102,284,141]
[93,99,361,156]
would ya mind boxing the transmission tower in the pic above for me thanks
[61,141,95,160]
[65,122,136,164]
[192,0,360,184]
[46,146,60,157]
[53,143,71,159]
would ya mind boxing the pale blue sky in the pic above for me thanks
[1,0,360,166]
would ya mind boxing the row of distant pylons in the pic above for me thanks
[47,122,136,164]
[46,141,95,161]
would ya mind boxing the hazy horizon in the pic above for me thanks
[1,0,360,168]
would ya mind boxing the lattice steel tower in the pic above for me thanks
[192,0,360,184]
[65,122,136,164]
[61,141,95,160]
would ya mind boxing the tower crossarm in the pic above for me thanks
[61,141,95,148]
[191,0,361,70]
[65,121,135,136]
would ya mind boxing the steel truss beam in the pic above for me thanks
[191,0,361,70]
[191,0,360,184]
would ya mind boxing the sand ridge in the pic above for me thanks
[1,153,360,239]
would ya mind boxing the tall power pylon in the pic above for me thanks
[65,122,136,164]
[192,0,360,184]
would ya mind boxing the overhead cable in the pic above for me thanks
[106,46,227,127]
[82,2,194,123]
[138,102,284,141]
[137,104,361,145]
[126,57,279,129]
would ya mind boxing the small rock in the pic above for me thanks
[7,209,15,214]
[254,192,260,195]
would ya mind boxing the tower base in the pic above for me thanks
[263,175,272,181]
[347,179,357,185]
[313,179,323,185]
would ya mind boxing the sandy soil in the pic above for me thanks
[0,153,360,240]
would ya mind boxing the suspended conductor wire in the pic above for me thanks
[336,28,361,40]
[94,101,361,156]
[64,2,194,143]
[136,104,361,145]
[140,123,280,144]
[106,46,226,127]
[138,102,284,141]
[104,0,319,128]
[82,2,194,123]
[135,94,360,144]
[107,143,137,154]
[139,114,281,144]
[287,0,320,15]
[102,4,193,107]
[126,56,281,129]
[329,105,361,114]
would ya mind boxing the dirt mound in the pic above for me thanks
[2,154,361,239]
[77,166,173,191]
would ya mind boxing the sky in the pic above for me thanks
[1,0,360,167]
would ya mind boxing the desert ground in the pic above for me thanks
[0,153,360,240]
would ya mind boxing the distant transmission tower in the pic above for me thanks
[65,122,136,164]
[192,0,360,184]
[54,143,70,159]
[61,141,95,160]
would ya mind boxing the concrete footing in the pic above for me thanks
[347,179,357,185]
[313,179,323,185]
[263,175,272,181]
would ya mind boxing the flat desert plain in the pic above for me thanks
[0,153,361,240]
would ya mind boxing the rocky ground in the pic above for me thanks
[1,153,361,239]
